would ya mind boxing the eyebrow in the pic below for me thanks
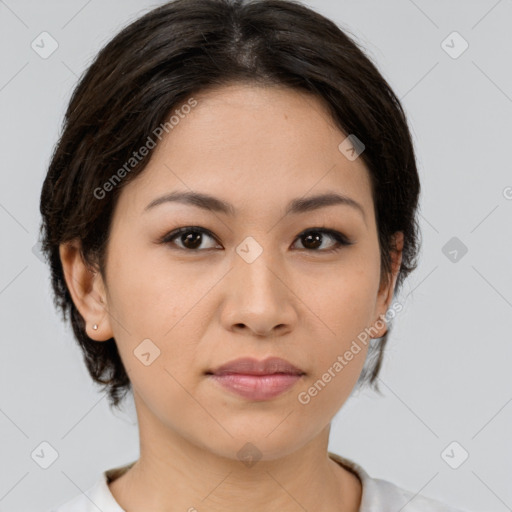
[144,190,366,221]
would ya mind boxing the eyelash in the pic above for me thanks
[158,226,354,254]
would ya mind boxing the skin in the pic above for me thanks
[60,83,403,512]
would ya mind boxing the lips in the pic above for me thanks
[207,356,305,376]
[206,357,305,401]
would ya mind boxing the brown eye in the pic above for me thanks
[161,227,220,251]
[159,226,353,253]
[293,228,353,253]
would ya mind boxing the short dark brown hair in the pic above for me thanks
[39,0,420,411]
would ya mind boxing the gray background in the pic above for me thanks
[1,1,511,511]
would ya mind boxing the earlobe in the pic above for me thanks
[59,240,113,341]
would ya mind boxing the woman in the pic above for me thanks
[40,0,466,510]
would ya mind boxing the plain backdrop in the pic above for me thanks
[1,1,511,511]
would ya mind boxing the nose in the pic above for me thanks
[220,247,297,337]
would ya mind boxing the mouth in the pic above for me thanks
[206,356,305,377]
[205,356,305,401]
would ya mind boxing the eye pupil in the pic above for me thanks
[303,232,322,249]
[182,232,202,249]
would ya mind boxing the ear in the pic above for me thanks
[371,231,404,338]
[59,240,114,341]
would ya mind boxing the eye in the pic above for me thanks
[159,226,221,251]
[292,228,354,253]
[159,226,354,253]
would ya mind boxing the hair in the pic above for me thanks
[39,0,421,411]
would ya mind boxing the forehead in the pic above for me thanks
[114,83,374,222]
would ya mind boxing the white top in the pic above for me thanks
[48,452,466,511]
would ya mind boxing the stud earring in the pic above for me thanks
[92,324,98,330]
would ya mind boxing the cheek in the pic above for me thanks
[300,257,378,385]
[104,242,213,384]
[306,259,380,338]
[295,286,372,419]
[105,239,184,331]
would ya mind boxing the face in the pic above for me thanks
[63,83,402,461]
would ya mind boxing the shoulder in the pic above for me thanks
[45,472,124,512]
[366,475,466,511]
[328,452,467,512]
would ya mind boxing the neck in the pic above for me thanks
[108,396,361,512]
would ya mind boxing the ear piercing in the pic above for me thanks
[93,324,98,330]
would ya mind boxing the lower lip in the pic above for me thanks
[208,373,303,400]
